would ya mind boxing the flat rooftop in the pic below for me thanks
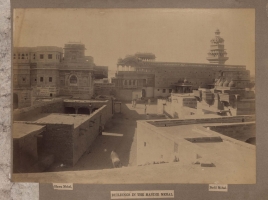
[25,113,92,129]
[64,99,108,103]
[137,120,255,181]
[13,123,45,139]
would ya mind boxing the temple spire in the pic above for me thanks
[207,29,229,65]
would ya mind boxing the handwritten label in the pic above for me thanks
[53,183,73,190]
[111,190,174,199]
[209,184,228,192]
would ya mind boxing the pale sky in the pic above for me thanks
[14,9,255,76]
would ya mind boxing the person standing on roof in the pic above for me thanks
[133,99,137,108]
[144,103,147,114]
[148,98,151,106]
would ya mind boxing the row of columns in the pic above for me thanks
[141,59,154,61]
[117,65,136,72]
[123,79,137,86]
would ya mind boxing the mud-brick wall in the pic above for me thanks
[102,101,113,125]
[40,124,74,166]
[13,132,39,173]
[72,105,112,165]
[13,99,65,121]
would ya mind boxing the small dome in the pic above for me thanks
[223,80,230,87]
[228,80,236,87]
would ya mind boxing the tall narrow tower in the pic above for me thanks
[207,29,229,65]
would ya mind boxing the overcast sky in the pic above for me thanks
[14,9,255,76]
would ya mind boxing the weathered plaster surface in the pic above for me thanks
[0,0,39,199]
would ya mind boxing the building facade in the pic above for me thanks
[13,43,107,109]
[111,30,251,100]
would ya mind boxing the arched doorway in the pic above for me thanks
[13,93,18,109]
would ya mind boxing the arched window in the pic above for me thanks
[69,75,78,86]
[124,80,127,85]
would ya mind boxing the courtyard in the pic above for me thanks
[48,102,161,172]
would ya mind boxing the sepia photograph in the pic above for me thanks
[11,8,256,184]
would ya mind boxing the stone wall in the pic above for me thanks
[13,88,32,109]
[39,124,74,165]
[13,132,39,173]
[59,70,94,99]
[158,99,195,119]
[148,115,255,127]
[208,123,256,142]
[13,99,65,121]
[73,107,105,165]
[22,104,113,167]
[94,83,116,96]
[154,88,172,98]
[115,89,133,101]
[237,100,255,115]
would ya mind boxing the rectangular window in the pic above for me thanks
[169,89,172,93]
[40,54,44,59]
[48,54,52,59]
[163,89,166,93]
[13,54,16,59]
[22,78,26,82]
[40,77,43,82]
[49,77,52,82]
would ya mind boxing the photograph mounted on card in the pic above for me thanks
[12,8,255,184]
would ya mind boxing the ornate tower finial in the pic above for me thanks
[207,29,229,65]
[215,29,220,35]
